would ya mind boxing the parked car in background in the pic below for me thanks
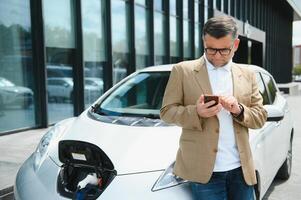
[15,64,293,200]
[85,77,104,94]
[47,77,101,102]
[46,65,96,78]
[0,77,33,109]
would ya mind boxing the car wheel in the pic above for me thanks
[276,137,292,180]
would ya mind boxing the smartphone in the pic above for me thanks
[204,95,219,108]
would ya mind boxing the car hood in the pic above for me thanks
[49,112,181,174]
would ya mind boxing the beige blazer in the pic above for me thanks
[160,57,267,185]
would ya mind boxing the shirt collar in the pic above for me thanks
[203,54,232,72]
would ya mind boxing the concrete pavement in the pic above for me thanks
[0,128,48,199]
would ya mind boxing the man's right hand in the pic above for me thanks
[196,95,222,118]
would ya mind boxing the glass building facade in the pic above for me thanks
[0,0,295,134]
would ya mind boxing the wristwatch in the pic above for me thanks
[232,103,244,118]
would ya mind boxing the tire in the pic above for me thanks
[276,137,293,180]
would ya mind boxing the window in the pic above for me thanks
[170,0,180,63]
[82,0,106,108]
[154,12,166,65]
[111,0,129,84]
[194,1,202,58]
[170,0,176,15]
[136,0,146,6]
[43,0,75,124]
[0,0,36,133]
[135,3,150,69]
[154,0,163,11]
[261,73,278,103]
[183,0,192,60]
[183,20,192,59]
[256,73,269,105]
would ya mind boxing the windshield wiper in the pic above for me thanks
[90,103,109,116]
[144,113,160,119]
[91,103,99,113]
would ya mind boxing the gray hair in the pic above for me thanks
[203,16,238,40]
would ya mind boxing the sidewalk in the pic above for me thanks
[0,128,48,199]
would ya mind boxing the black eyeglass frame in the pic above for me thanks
[204,44,235,56]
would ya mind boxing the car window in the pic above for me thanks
[261,73,277,103]
[255,73,270,105]
[99,72,169,117]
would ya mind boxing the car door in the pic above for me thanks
[260,73,289,187]
[252,72,272,190]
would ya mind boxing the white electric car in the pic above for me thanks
[14,64,293,200]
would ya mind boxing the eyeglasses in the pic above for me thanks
[204,45,234,56]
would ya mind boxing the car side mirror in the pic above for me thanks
[264,105,284,122]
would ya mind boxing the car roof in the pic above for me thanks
[139,63,272,76]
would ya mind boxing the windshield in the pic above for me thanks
[96,72,170,118]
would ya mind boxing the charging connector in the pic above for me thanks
[77,173,98,189]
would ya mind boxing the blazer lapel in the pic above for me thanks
[193,57,213,95]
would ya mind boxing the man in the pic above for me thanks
[160,16,267,200]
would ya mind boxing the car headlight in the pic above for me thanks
[33,123,67,170]
[152,162,188,191]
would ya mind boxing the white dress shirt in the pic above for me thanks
[204,54,241,172]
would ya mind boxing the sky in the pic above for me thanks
[293,20,301,46]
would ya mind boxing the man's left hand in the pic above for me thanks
[219,95,241,115]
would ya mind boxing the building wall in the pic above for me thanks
[0,0,295,134]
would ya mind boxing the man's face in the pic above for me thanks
[203,34,240,67]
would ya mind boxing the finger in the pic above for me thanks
[219,96,228,105]
[222,96,235,108]
[200,95,204,104]
[217,104,223,111]
[208,106,221,116]
[224,96,233,103]
[197,95,204,105]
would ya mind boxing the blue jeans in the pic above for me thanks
[190,167,254,200]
